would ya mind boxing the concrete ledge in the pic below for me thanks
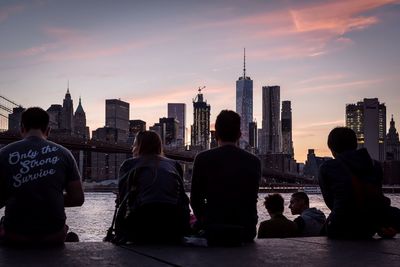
[1,237,399,266]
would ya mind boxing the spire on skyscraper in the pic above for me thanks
[67,80,70,94]
[243,48,246,79]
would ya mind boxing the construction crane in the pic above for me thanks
[198,86,206,93]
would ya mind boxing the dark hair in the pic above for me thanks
[136,131,163,156]
[21,107,49,132]
[327,127,358,153]
[264,193,284,214]
[215,110,241,142]
[291,192,309,206]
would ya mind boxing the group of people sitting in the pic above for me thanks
[0,107,400,246]
[258,192,326,238]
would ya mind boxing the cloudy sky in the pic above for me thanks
[1,0,399,162]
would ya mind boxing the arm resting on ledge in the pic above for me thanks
[64,180,85,207]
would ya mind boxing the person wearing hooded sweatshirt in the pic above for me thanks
[289,192,326,236]
[319,127,400,239]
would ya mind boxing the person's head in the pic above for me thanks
[20,107,50,138]
[264,193,284,216]
[132,130,163,156]
[215,110,241,144]
[289,192,309,215]
[327,127,357,158]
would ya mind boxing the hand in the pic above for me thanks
[378,227,397,238]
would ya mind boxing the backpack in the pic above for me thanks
[107,161,190,244]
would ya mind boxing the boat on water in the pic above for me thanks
[302,186,322,194]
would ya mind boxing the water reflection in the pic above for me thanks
[2,192,400,241]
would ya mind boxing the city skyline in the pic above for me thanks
[1,0,400,162]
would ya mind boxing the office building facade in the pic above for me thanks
[168,103,186,146]
[386,115,400,161]
[281,100,294,157]
[105,99,129,142]
[260,85,281,154]
[191,89,210,150]
[346,98,386,161]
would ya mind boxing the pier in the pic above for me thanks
[1,237,399,266]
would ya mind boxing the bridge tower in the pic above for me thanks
[0,95,23,132]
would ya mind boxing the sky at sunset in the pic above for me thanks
[1,0,400,162]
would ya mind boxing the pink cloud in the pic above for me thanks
[0,4,25,23]
[289,0,398,34]
[205,0,397,60]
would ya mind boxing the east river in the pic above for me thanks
[2,192,400,241]
[61,193,400,241]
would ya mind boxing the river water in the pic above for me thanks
[2,192,400,241]
[61,193,400,241]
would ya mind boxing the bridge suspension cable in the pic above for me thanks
[0,95,23,131]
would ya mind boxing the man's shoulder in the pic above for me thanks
[195,146,260,162]
[320,158,341,171]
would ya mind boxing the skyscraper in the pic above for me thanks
[386,115,400,161]
[346,98,386,161]
[73,97,90,139]
[236,48,253,148]
[191,88,210,150]
[168,103,186,146]
[47,104,62,130]
[249,121,258,149]
[281,100,294,157]
[260,85,281,154]
[159,117,179,145]
[8,107,25,132]
[105,99,129,141]
[61,87,74,132]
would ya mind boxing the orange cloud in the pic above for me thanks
[128,85,226,108]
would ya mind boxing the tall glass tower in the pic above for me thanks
[260,85,281,154]
[236,48,253,148]
[281,100,294,157]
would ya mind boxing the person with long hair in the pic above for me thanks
[116,131,190,243]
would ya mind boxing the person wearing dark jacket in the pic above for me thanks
[289,192,326,236]
[258,194,298,238]
[319,127,400,239]
[117,131,190,243]
[191,110,261,244]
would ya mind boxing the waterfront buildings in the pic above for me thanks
[8,106,25,132]
[61,88,74,132]
[73,97,90,139]
[303,149,332,180]
[249,121,258,151]
[168,103,186,146]
[159,117,179,146]
[91,98,130,181]
[47,104,62,130]
[346,98,386,161]
[149,123,165,144]
[260,85,282,154]
[236,49,253,148]
[128,119,146,145]
[386,115,400,161]
[105,99,129,142]
[281,101,294,157]
[191,88,210,150]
